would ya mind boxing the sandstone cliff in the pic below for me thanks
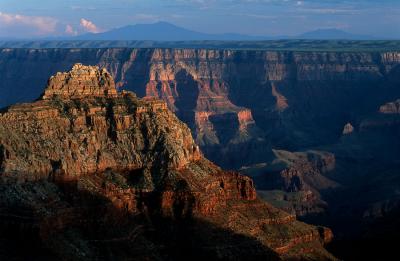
[0,64,335,260]
[2,49,399,170]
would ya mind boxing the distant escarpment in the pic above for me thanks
[2,49,400,170]
[0,64,335,260]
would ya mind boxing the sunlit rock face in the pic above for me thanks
[0,64,199,179]
[42,63,118,99]
[1,49,400,170]
[0,64,336,260]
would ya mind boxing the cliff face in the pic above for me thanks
[241,150,339,216]
[0,64,335,260]
[113,49,400,168]
[2,49,399,170]
[1,64,199,179]
[1,48,399,258]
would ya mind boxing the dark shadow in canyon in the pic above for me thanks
[301,196,400,261]
[297,164,400,260]
[118,49,154,98]
[326,207,400,261]
[174,69,199,130]
[0,178,279,261]
[209,112,240,145]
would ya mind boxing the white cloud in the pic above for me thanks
[0,12,58,36]
[80,18,101,33]
[65,24,78,36]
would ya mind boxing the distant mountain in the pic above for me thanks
[0,23,384,42]
[75,21,268,41]
[296,29,375,40]
[73,23,378,41]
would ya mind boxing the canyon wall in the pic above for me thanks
[1,48,400,259]
[0,64,335,260]
[1,48,400,170]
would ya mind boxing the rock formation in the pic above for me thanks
[342,123,354,135]
[0,64,336,260]
[1,48,400,259]
[42,63,118,99]
[1,49,400,170]
[379,99,400,114]
[241,150,339,216]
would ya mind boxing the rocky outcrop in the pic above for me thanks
[42,63,118,99]
[242,150,339,216]
[0,65,199,179]
[0,64,335,260]
[379,99,400,114]
[342,123,354,135]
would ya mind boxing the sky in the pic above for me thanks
[0,0,399,38]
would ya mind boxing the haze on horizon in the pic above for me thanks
[0,0,399,39]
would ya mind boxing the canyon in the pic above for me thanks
[0,64,335,260]
[1,48,400,259]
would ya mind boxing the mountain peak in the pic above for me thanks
[153,21,175,26]
[121,21,178,29]
[42,63,117,100]
[74,22,266,41]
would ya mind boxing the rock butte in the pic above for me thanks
[0,64,336,260]
[42,63,118,99]
[342,123,354,135]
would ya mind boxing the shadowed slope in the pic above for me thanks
[0,64,335,260]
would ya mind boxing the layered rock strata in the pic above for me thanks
[42,63,118,99]
[0,64,335,260]
[2,49,399,170]
[241,150,338,216]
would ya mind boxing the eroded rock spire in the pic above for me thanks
[41,63,118,99]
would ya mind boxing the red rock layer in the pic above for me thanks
[0,64,335,260]
[42,63,118,99]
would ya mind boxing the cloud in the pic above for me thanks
[0,12,58,36]
[65,24,78,36]
[80,18,101,33]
